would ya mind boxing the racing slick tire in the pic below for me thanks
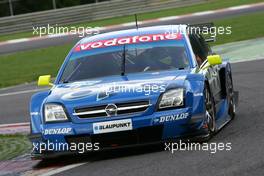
[204,83,217,138]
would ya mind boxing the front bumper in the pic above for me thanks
[29,107,208,159]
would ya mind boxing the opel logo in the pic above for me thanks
[105,104,118,116]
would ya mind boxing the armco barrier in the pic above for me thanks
[0,0,205,34]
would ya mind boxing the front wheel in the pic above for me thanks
[204,84,217,137]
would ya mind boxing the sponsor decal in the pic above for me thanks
[43,127,72,135]
[156,113,189,123]
[75,33,182,52]
[93,119,132,134]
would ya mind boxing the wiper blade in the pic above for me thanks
[121,44,126,76]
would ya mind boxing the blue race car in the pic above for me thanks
[29,25,238,159]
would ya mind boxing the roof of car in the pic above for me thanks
[79,25,188,44]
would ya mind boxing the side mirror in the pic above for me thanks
[38,75,53,86]
[207,55,222,66]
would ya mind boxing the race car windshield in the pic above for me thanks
[60,39,190,83]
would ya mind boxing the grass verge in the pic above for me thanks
[0,12,263,88]
[0,0,263,42]
[0,44,72,88]
[0,134,31,161]
[214,12,264,45]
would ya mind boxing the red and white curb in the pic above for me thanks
[0,153,83,176]
[0,123,85,176]
[0,122,30,134]
[0,2,263,46]
[0,154,39,176]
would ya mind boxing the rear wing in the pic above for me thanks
[187,22,216,42]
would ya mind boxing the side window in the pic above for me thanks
[189,34,211,63]
[197,34,212,56]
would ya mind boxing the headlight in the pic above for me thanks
[44,104,68,122]
[159,88,184,109]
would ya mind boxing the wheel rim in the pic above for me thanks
[205,88,216,132]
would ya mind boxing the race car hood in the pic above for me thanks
[46,69,190,105]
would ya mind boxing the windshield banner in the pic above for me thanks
[74,33,182,52]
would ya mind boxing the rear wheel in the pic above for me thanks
[204,84,217,137]
[226,73,236,119]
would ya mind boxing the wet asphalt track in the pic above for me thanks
[50,59,264,176]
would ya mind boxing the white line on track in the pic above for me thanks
[47,33,69,38]
[230,57,264,64]
[39,163,86,176]
[159,16,180,21]
[192,11,215,16]
[122,21,143,27]
[96,27,106,31]
[6,38,30,44]
[228,5,251,11]
[0,122,29,128]
[0,88,49,97]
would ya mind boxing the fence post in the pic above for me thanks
[8,0,14,16]
[52,0,57,9]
